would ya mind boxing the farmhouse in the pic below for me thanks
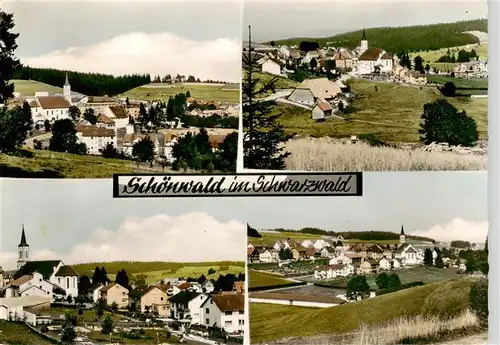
[261,58,282,76]
[314,263,353,279]
[287,78,342,108]
[200,293,245,334]
[79,96,117,113]
[320,247,336,258]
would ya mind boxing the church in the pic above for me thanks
[3,226,80,300]
[354,29,394,75]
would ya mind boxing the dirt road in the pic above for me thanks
[432,332,488,345]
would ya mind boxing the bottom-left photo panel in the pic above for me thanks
[0,179,247,345]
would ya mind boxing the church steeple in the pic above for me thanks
[19,225,28,247]
[63,73,71,101]
[360,29,368,54]
[362,29,367,41]
[17,225,30,269]
[399,224,406,244]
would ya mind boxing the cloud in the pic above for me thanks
[20,32,241,82]
[412,218,488,243]
[1,213,245,270]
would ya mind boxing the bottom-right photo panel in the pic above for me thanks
[246,172,488,345]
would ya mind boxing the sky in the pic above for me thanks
[244,0,488,42]
[1,0,242,82]
[0,172,487,270]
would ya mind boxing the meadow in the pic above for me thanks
[249,278,477,343]
[122,83,240,103]
[319,267,461,290]
[248,72,300,95]
[12,79,63,96]
[276,78,488,143]
[249,270,295,289]
[284,138,487,171]
[426,75,488,89]
[73,261,245,285]
[410,42,488,62]
[0,321,54,345]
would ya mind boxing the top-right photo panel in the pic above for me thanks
[242,1,488,172]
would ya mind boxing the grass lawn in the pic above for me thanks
[249,278,476,343]
[73,261,245,284]
[277,78,487,142]
[122,83,239,103]
[0,321,54,345]
[51,307,124,323]
[249,270,294,289]
[426,75,488,89]
[12,79,63,96]
[410,42,488,62]
[320,267,462,290]
[0,149,191,178]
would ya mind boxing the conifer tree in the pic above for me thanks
[0,11,20,104]
[242,25,293,169]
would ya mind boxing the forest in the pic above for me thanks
[272,19,487,54]
[13,65,150,96]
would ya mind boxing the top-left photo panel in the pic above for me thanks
[0,1,242,178]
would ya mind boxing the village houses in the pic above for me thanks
[200,293,245,334]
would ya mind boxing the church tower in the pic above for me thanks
[17,225,30,269]
[400,224,406,244]
[360,29,368,55]
[63,73,71,101]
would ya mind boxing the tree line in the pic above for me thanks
[151,74,230,84]
[273,19,487,54]
[437,48,479,63]
[13,65,151,96]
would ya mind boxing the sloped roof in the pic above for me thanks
[101,282,128,293]
[210,293,244,312]
[109,106,128,119]
[9,275,33,287]
[14,260,62,280]
[169,290,200,304]
[316,102,332,112]
[36,96,71,109]
[75,125,115,138]
[87,96,116,104]
[54,265,79,277]
[296,78,342,100]
[358,47,384,61]
[97,114,115,124]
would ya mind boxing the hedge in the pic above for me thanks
[248,281,307,292]
[376,281,425,296]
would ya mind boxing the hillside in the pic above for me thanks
[271,19,487,53]
[12,79,63,96]
[73,261,245,284]
[276,78,487,142]
[250,278,477,343]
[122,83,240,103]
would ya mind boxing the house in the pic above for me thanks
[168,291,208,324]
[13,260,79,298]
[31,96,71,125]
[203,280,215,293]
[358,261,373,274]
[88,284,104,303]
[100,283,129,309]
[301,240,314,248]
[4,272,54,299]
[392,258,402,269]
[75,125,117,155]
[79,96,117,113]
[367,245,384,260]
[331,253,363,266]
[261,58,282,76]
[302,50,320,64]
[314,264,353,279]
[313,239,329,250]
[133,286,169,316]
[96,114,115,129]
[333,49,356,69]
[320,247,336,258]
[287,78,342,108]
[312,102,333,120]
[279,46,291,58]
[259,249,278,263]
[379,257,391,270]
[407,72,427,85]
[122,133,161,157]
[291,245,308,260]
[273,240,287,251]
[105,106,129,128]
[0,295,52,325]
[247,247,260,263]
[200,293,245,334]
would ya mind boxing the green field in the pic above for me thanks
[320,267,461,290]
[0,321,54,345]
[277,78,487,142]
[122,83,240,103]
[250,278,476,343]
[88,329,179,344]
[12,79,63,96]
[73,261,245,284]
[249,270,293,289]
[426,75,488,89]
[248,231,321,246]
[51,307,123,322]
[410,42,488,62]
